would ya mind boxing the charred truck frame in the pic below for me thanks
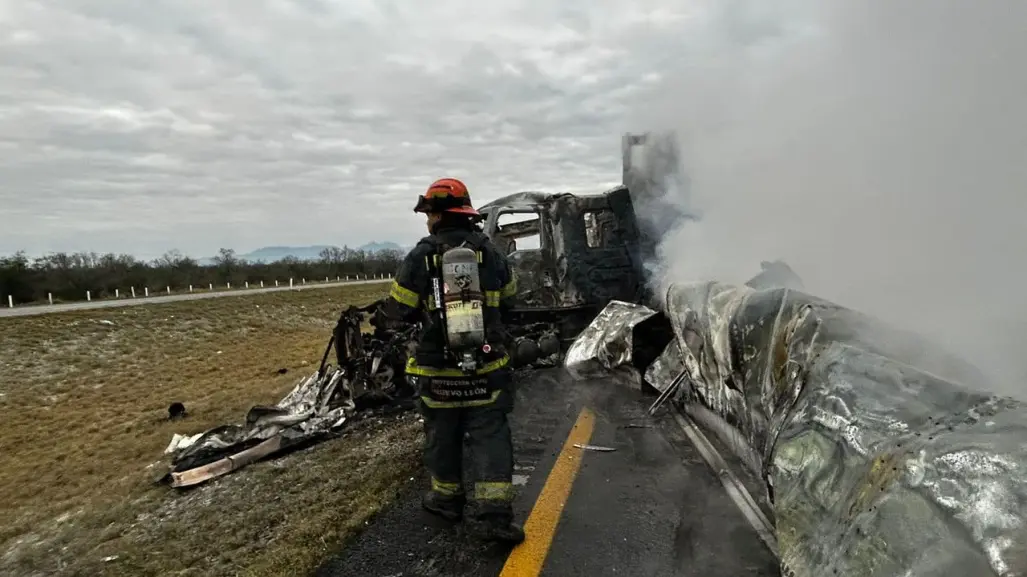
[476,133,665,356]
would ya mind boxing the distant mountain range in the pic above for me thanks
[197,241,406,265]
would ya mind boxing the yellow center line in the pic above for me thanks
[499,407,596,577]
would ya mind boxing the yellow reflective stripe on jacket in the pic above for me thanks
[420,390,502,409]
[389,280,419,308]
[406,355,509,377]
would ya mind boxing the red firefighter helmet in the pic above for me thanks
[413,178,480,217]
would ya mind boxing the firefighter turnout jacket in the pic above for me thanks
[385,224,517,408]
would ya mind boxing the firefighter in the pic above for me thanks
[383,177,524,544]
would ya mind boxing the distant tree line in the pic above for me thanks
[0,246,403,305]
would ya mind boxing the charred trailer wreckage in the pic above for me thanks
[551,136,1027,577]
[565,282,1027,577]
[159,303,419,487]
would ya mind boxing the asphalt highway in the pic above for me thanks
[316,368,780,577]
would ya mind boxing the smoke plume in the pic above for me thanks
[628,0,1027,395]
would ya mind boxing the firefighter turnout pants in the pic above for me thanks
[411,367,516,522]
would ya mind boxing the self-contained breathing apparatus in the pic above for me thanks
[431,241,491,374]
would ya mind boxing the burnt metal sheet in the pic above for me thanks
[572,280,1027,577]
[668,282,1027,577]
[159,301,416,486]
[161,366,364,487]
[643,339,685,394]
[564,300,657,380]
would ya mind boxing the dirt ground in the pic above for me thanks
[0,283,424,576]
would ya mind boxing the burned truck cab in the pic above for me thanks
[478,186,649,352]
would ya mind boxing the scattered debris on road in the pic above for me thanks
[574,444,617,452]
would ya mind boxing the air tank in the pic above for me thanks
[440,246,486,352]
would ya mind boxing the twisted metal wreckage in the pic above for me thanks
[158,299,561,488]
[157,131,1026,576]
[565,276,1027,577]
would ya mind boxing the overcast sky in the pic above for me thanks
[3,1,1026,387]
[0,0,696,260]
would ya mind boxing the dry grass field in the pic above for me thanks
[0,282,423,577]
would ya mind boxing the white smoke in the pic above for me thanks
[627,0,1027,396]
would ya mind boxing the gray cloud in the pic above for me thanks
[7,0,1025,391]
[631,0,1027,393]
[1,0,682,259]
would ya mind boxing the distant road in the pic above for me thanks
[0,279,390,319]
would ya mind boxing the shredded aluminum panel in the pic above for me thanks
[564,299,657,380]
[643,339,684,394]
[572,280,1027,577]
[668,282,1027,577]
[161,368,359,487]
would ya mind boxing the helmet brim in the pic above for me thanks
[444,205,480,217]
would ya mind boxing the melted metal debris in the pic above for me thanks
[568,278,1027,577]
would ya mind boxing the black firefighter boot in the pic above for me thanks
[422,491,464,522]
[468,514,525,544]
